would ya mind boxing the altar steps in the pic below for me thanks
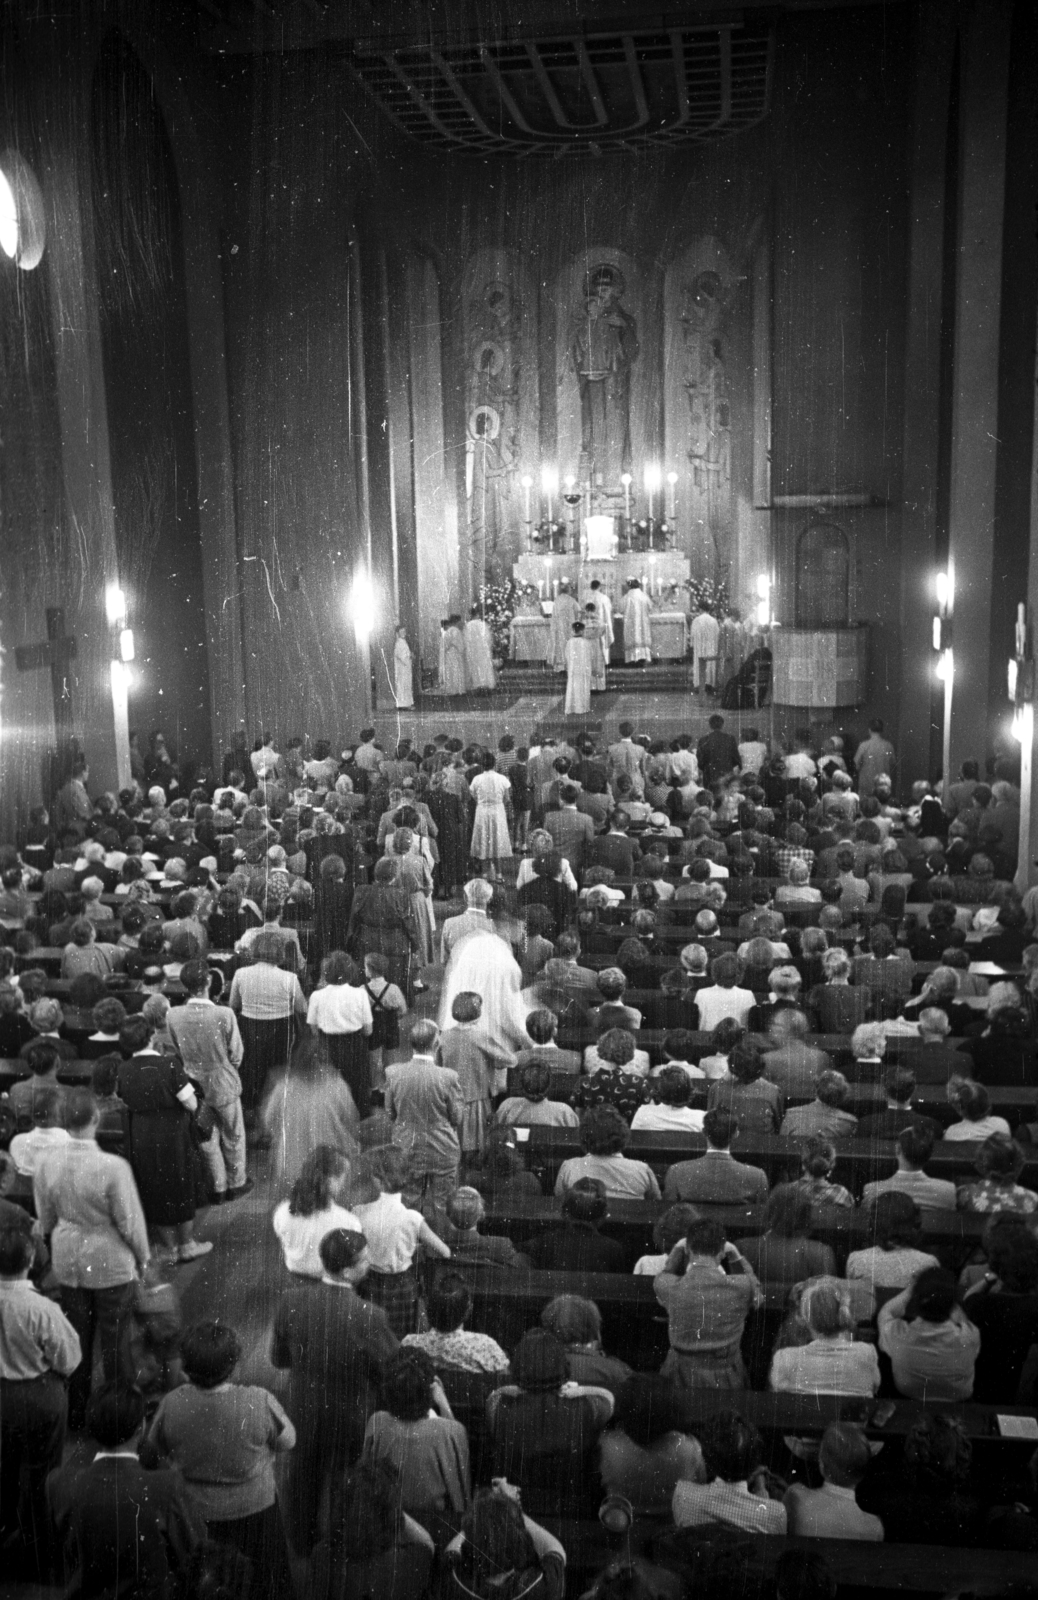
[498,660,697,694]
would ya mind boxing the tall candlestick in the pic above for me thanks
[621,472,632,522]
[522,474,533,525]
[666,471,678,518]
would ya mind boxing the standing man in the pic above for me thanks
[690,607,721,696]
[608,720,647,797]
[33,1088,149,1430]
[545,782,595,874]
[271,1228,397,1551]
[854,718,897,799]
[564,622,594,717]
[622,578,652,665]
[696,714,741,788]
[385,1019,463,1225]
[463,605,497,694]
[586,579,614,673]
[166,960,251,1203]
[0,1229,81,1563]
[547,580,581,672]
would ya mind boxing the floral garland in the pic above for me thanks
[685,576,730,615]
[476,577,521,659]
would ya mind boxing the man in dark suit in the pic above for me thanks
[525,1178,627,1272]
[513,1007,583,1077]
[761,1010,832,1098]
[47,1385,202,1596]
[854,1068,941,1143]
[696,714,741,788]
[586,812,641,878]
[662,1110,768,1205]
[271,1228,398,1550]
[892,1008,971,1083]
[544,784,595,872]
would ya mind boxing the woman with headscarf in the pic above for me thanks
[427,768,468,900]
[347,857,422,1002]
[439,932,529,1065]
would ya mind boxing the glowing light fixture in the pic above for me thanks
[756,572,772,627]
[350,569,376,640]
[935,649,953,682]
[935,570,952,611]
[0,152,46,270]
[0,170,16,260]
[105,584,127,627]
[119,628,135,662]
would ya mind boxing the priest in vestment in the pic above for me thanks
[690,608,721,693]
[622,579,652,665]
[547,580,580,671]
[583,604,607,691]
[464,606,497,692]
[587,579,614,672]
[564,622,593,716]
[393,625,414,708]
[442,615,467,695]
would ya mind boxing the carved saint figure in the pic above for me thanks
[570,264,639,489]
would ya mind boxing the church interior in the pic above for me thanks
[2,1,1038,1596]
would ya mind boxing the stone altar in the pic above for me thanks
[514,551,690,611]
[510,609,689,662]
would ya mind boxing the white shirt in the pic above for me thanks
[631,1105,706,1133]
[9,1125,70,1177]
[307,983,373,1036]
[943,1116,1011,1141]
[353,1192,425,1274]
[695,985,756,1030]
[272,1200,361,1278]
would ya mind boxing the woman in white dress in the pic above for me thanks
[439,930,530,1079]
[464,606,497,693]
[469,751,512,872]
[393,625,415,709]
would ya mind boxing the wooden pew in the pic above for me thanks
[522,1126,1038,1195]
[538,1522,1038,1593]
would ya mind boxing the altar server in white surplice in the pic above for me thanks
[690,607,721,693]
[583,604,607,691]
[587,579,614,672]
[547,581,580,671]
[442,615,468,695]
[464,606,497,692]
[393,625,415,709]
[564,622,594,716]
[622,579,652,665]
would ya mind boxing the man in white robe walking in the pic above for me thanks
[587,579,614,674]
[622,579,652,665]
[564,622,593,717]
[547,580,580,672]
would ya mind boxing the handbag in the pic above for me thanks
[189,1094,217,1147]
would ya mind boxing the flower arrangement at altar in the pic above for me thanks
[477,577,521,661]
[685,576,730,616]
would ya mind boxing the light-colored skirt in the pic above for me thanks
[471,802,511,861]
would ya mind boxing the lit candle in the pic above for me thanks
[666,471,678,518]
[537,579,544,599]
[553,579,558,598]
[522,474,533,525]
[644,462,661,522]
[621,472,632,522]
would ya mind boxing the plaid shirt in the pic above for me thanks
[774,844,815,879]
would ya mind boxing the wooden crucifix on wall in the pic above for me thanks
[15,607,77,737]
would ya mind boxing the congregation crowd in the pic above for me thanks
[3,714,1038,1600]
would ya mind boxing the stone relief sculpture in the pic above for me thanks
[680,264,735,532]
[569,263,640,491]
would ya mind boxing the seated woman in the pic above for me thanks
[631,1066,705,1134]
[271,1145,360,1278]
[877,1266,979,1401]
[599,1374,706,1518]
[615,937,657,993]
[540,1294,632,1394]
[554,1105,661,1201]
[580,1027,651,1095]
[963,1216,1038,1402]
[672,1411,787,1534]
[443,1484,566,1600]
[361,1348,471,1542]
[735,1187,835,1288]
[61,917,122,981]
[517,852,577,932]
[846,1192,939,1305]
[769,1278,880,1397]
[696,1017,746,1082]
[639,968,701,1032]
[461,1128,543,1202]
[957,1132,1038,1214]
[706,1040,782,1134]
[806,947,879,1035]
[590,968,643,1034]
[485,1329,614,1517]
[311,1459,435,1600]
[402,1272,510,1375]
[944,1076,1012,1141]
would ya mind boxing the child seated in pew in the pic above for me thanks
[443,1186,530,1270]
[495,1061,579,1130]
[647,1030,705,1085]
[631,1065,706,1134]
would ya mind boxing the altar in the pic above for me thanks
[513,551,690,611]
[510,610,689,662]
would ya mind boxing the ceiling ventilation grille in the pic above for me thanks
[348,24,772,157]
